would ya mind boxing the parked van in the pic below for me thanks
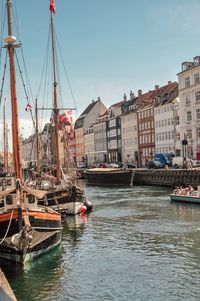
[155,153,171,166]
[172,157,196,168]
[172,157,184,168]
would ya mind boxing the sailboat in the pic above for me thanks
[0,0,62,265]
[29,0,93,216]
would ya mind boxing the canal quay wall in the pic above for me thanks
[133,169,200,188]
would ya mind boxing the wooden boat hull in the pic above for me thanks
[170,194,200,204]
[38,188,85,215]
[0,208,62,264]
[0,209,62,238]
[0,230,61,264]
[86,168,132,186]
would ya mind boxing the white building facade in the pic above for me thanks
[121,111,138,163]
[177,56,200,159]
[154,98,180,155]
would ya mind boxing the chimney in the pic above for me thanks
[123,93,127,102]
[168,81,172,84]
[155,85,159,90]
[92,99,95,103]
[97,97,101,101]
[130,90,134,100]
[138,89,142,96]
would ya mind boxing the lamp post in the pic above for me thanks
[182,138,188,169]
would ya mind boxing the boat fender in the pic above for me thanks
[79,205,87,213]
[84,199,93,212]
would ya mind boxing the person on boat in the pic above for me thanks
[188,185,194,195]
[179,186,184,195]
[185,187,190,195]
[173,187,179,194]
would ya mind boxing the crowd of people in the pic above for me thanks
[173,185,196,196]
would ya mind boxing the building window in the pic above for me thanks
[185,77,190,88]
[195,91,200,103]
[194,73,200,84]
[187,111,192,122]
[175,116,179,125]
[109,119,116,127]
[187,129,192,139]
[185,95,191,107]
[196,109,200,120]
[197,128,200,138]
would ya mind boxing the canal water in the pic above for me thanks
[2,184,200,301]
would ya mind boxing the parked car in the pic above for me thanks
[107,163,120,168]
[126,162,137,168]
[99,162,108,168]
[191,160,200,167]
[77,162,87,169]
[147,160,164,169]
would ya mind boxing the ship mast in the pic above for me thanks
[3,99,8,173]
[50,11,60,182]
[3,99,6,173]
[35,98,40,173]
[5,0,22,180]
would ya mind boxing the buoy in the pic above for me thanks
[84,199,93,212]
[79,205,87,213]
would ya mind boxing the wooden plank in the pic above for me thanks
[0,269,17,301]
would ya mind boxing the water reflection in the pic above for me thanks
[2,246,63,301]
[3,185,200,301]
[174,202,200,218]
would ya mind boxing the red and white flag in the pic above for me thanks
[66,110,73,124]
[50,0,56,14]
[57,111,73,125]
[25,103,32,112]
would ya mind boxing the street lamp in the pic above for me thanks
[182,138,188,168]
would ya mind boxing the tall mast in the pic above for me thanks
[5,0,22,180]
[3,99,6,172]
[50,13,60,181]
[5,124,9,173]
[35,98,40,173]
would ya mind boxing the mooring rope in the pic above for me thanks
[0,209,14,245]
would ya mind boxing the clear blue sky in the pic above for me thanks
[1,0,200,137]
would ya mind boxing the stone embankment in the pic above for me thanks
[134,169,200,188]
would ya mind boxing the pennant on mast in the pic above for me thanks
[50,0,56,14]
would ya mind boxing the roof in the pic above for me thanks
[137,81,178,109]
[109,100,124,109]
[79,100,98,118]
[74,100,98,129]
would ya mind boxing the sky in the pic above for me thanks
[1,0,200,141]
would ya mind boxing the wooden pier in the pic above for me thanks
[134,169,200,188]
[0,269,17,301]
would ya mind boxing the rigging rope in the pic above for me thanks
[0,209,14,245]
[55,31,77,112]
[0,1,6,68]
[15,50,35,129]
[0,52,8,108]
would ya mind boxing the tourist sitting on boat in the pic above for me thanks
[188,185,195,195]
[173,187,180,194]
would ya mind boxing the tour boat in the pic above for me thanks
[170,186,200,204]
